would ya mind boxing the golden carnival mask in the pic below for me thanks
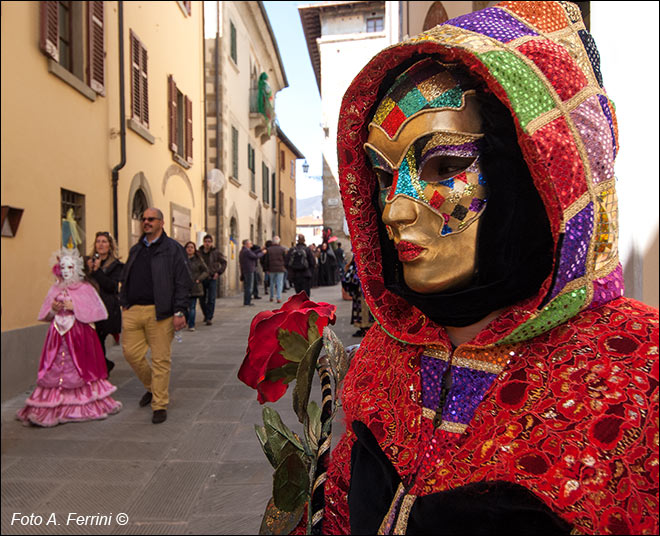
[365,59,488,294]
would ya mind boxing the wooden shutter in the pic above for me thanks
[280,150,285,170]
[39,1,59,61]
[185,96,193,163]
[272,172,276,209]
[168,75,178,152]
[87,1,105,94]
[183,1,191,16]
[131,32,141,121]
[140,46,149,127]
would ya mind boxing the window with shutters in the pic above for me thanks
[168,75,193,166]
[271,173,277,211]
[290,160,295,179]
[280,150,285,171]
[130,31,149,128]
[230,21,237,64]
[231,127,239,181]
[290,197,295,220]
[366,16,384,32]
[248,144,256,192]
[39,1,105,97]
[280,192,285,216]
[262,163,270,204]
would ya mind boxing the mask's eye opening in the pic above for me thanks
[375,168,394,189]
[419,155,477,183]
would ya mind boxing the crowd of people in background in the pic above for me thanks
[18,211,365,429]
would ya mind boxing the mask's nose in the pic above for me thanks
[382,194,418,228]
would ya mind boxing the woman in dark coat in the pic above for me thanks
[184,241,210,331]
[317,242,337,286]
[87,231,124,374]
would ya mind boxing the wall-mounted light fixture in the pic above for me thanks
[1,206,24,237]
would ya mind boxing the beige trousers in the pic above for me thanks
[121,305,174,410]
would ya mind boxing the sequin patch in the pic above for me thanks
[517,39,588,102]
[594,187,618,271]
[549,203,593,300]
[570,96,614,186]
[443,366,498,425]
[530,116,586,208]
[496,287,588,345]
[499,1,570,33]
[448,7,539,43]
[477,50,555,129]
[597,94,617,160]
[578,30,604,87]
[590,264,624,309]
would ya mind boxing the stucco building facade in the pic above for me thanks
[203,1,287,296]
[1,1,206,401]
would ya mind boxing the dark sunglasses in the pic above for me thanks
[141,217,160,222]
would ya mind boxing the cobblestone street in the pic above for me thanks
[1,285,354,535]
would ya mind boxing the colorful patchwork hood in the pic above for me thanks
[338,0,623,346]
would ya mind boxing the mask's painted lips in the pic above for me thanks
[396,240,425,262]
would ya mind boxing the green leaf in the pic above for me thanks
[262,406,305,452]
[263,362,299,385]
[323,326,349,383]
[277,328,310,363]
[306,401,322,448]
[292,336,323,424]
[258,497,305,535]
[307,311,320,343]
[255,425,278,468]
[273,451,310,512]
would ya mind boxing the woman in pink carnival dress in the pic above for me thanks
[17,247,122,426]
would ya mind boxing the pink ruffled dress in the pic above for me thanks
[17,281,122,427]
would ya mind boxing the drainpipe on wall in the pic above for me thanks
[202,5,208,233]
[215,1,224,296]
[111,0,126,241]
[215,2,221,251]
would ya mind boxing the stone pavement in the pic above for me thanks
[1,284,356,535]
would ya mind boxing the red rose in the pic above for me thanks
[238,291,336,403]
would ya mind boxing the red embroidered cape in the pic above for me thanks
[325,2,659,534]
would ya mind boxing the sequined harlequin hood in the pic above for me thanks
[325,2,659,535]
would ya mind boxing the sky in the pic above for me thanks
[263,1,324,200]
[204,1,324,200]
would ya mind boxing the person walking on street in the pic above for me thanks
[119,208,192,424]
[251,243,264,300]
[266,236,287,303]
[334,241,346,282]
[261,240,272,296]
[198,234,227,326]
[285,234,315,297]
[239,239,265,306]
[87,231,124,375]
[184,241,210,332]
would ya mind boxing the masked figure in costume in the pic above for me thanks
[325,2,659,534]
[17,248,122,427]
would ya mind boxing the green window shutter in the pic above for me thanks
[230,22,237,64]
[232,127,238,179]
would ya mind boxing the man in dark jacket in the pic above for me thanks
[198,234,227,326]
[239,239,265,306]
[285,234,315,297]
[119,207,192,424]
[266,235,287,303]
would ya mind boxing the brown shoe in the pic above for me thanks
[139,391,153,407]
[152,409,167,424]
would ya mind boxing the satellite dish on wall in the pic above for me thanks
[207,168,225,195]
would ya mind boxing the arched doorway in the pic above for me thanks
[229,216,239,293]
[423,2,449,31]
[130,188,148,246]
